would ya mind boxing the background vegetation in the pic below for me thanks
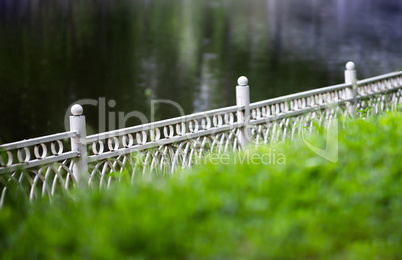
[1,112,401,259]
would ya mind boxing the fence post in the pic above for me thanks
[69,104,88,184]
[344,61,357,116]
[236,76,250,149]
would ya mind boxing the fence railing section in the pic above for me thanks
[85,104,243,187]
[1,62,402,207]
[0,131,78,204]
[248,63,402,145]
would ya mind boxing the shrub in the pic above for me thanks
[1,112,402,259]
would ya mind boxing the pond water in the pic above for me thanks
[0,0,401,142]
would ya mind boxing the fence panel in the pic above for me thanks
[0,132,79,206]
[85,106,243,187]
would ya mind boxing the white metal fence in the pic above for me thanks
[1,62,402,207]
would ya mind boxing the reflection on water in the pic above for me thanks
[0,0,401,142]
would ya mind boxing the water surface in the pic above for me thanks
[0,0,401,142]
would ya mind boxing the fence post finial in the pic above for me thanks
[344,61,357,116]
[345,61,356,84]
[71,104,83,116]
[236,76,250,149]
[69,104,88,185]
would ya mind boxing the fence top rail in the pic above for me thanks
[249,83,351,109]
[0,131,77,151]
[356,70,402,85]
[249,70,402,110]
[87,105,240,142]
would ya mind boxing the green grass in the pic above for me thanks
[1,112,402,259]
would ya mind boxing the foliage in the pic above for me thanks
[1,112,402,259]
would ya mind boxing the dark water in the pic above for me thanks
[0,0,401,143]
